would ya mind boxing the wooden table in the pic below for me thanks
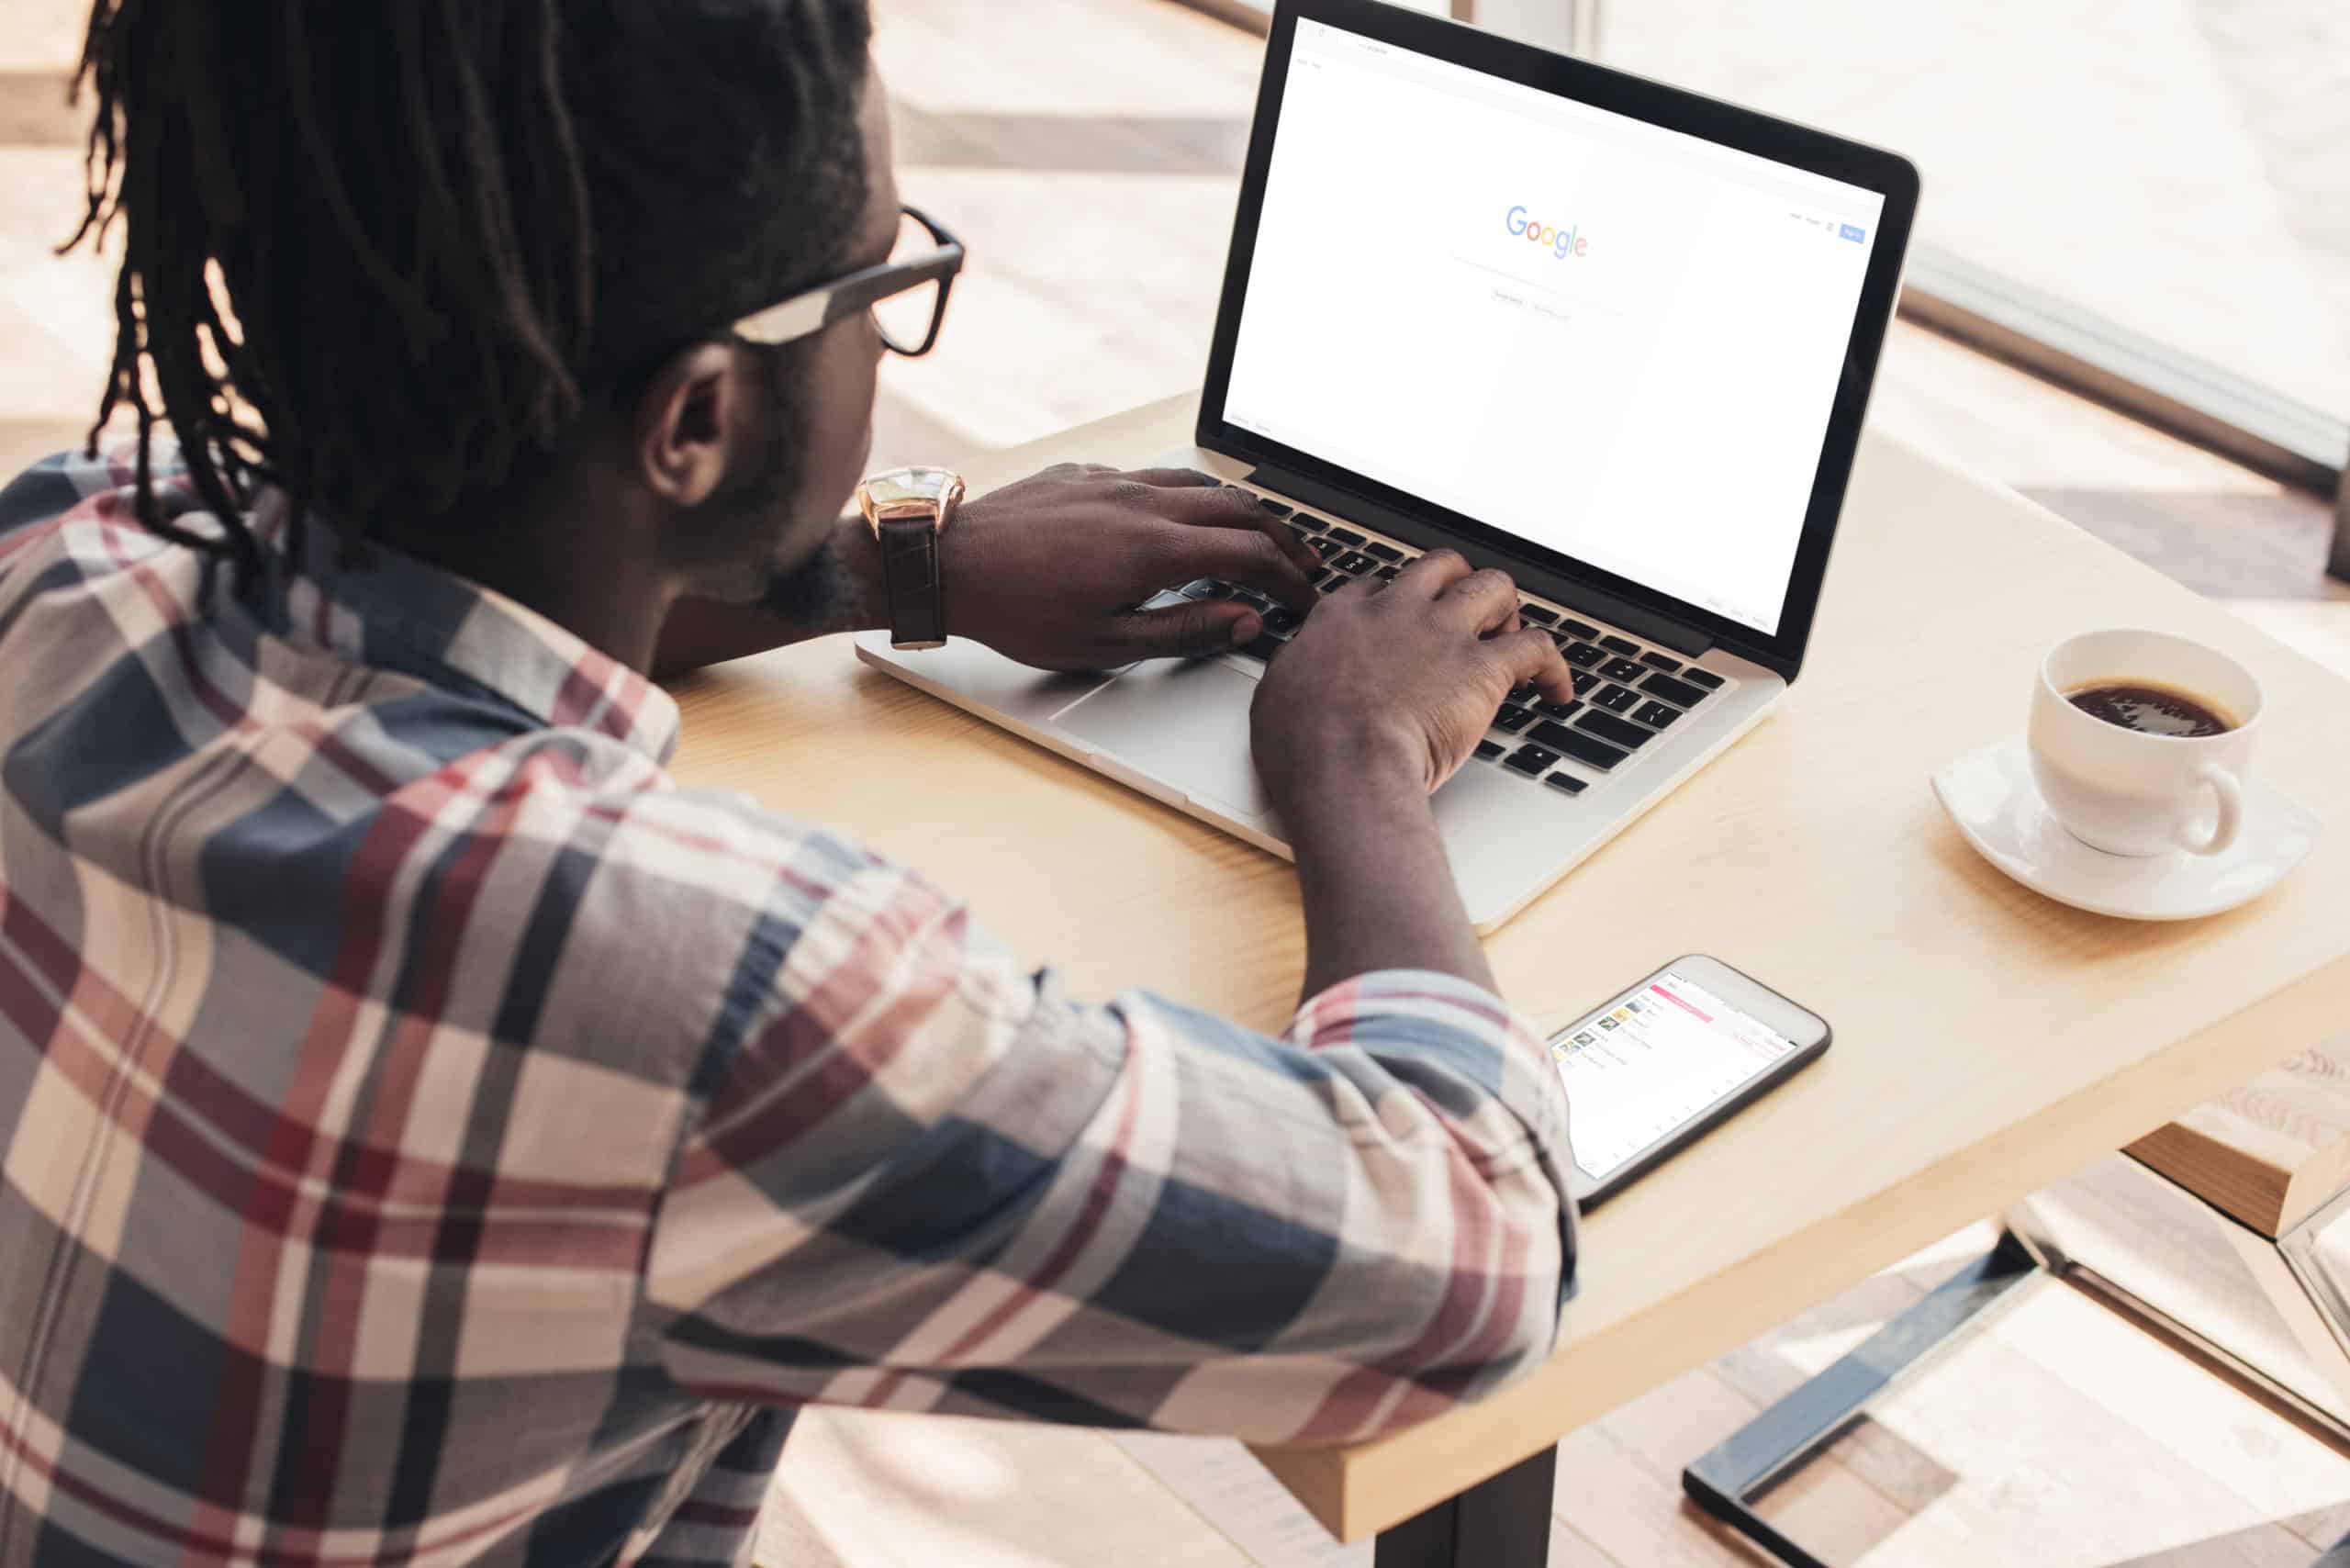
[667,392,2350,1552]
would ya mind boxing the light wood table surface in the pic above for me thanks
[666,391,2350,1543]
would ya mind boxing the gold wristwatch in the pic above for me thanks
[856,465,966,650]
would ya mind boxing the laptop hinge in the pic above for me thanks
[1245,463,1713,658]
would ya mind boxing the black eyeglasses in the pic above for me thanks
[730,205,964,358]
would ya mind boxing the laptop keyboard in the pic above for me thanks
[1175,479,1735,798]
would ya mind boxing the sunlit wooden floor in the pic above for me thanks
[759,1216,2350,1567]
[2,0,2347,1562]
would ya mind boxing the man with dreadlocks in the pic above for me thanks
[0,3,1579,1563]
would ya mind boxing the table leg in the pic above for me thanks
[1681,1229,2041,1568]
[1372,1442,1557,1568]
[2332,472,2350,583]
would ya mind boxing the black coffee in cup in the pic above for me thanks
[2065,681,2235,738]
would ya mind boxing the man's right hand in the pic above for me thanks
[1251,550,1577,807]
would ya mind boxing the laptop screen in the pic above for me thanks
[1221,17,1887,638]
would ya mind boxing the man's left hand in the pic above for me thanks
[941,464,1322,669]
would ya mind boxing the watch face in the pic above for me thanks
[860,465,966,534]
[862,465,956,508]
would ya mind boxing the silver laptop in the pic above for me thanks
[859,0,1919,931]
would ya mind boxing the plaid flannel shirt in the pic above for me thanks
[0,449,1576,1567]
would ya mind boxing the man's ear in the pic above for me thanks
[632,342,743,509]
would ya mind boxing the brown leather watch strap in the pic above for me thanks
[877,515,946,647]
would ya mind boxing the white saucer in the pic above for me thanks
[1930,735,2322,921]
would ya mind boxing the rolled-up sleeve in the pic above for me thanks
[644,846,1576,1447]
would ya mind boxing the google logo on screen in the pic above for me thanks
[1506,206,1589,259]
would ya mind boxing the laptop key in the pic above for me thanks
[1508,684,1539,705]
[1601,634,1640,655]
[1601,656,1646,683]
[1595,684,1639,713]
[1535,698,1582,721]
[1474,739,1505,761]
[1504,744,1561,776]
[1641,672,1711,708]
[1234,588,1275,610]
[1365,542,1403,563]
[1332,551,1381,575]
[1376,566,1401,582]
[1518,604,1557,626]
[1265,607,1303,633]
[1493,705,1537,734]
[1258,498,1293,518]
[1553,729,1628,771]
[1324,526,1366,547]
[1641,651,1682,672]
[1562,642,1606,668]
[1317,574,1350,595]
[1684,668,1726,690]
[1544,772,1588,796]
[1525,719,1582,750]
[1577,711,1654,750]
[1634,700,1682,729]
[1571,669,1601,696]
[1304,566,1332,588]
[1309,537,1342,559]
[1284,520,1318,543]
[1560,619,1600,640]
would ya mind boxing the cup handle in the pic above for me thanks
[2177,766,2244,857]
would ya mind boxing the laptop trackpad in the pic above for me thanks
[1057,657,1275,822]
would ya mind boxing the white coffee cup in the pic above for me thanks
[2027,629,2263,858]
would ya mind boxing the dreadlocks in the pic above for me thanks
[67,0,874,597]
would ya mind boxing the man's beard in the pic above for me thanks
[726,342,857,633]
[758,532,855,628]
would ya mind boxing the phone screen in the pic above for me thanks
[1551,968,1805,1182]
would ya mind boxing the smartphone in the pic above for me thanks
[1550,955,1830,1207]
